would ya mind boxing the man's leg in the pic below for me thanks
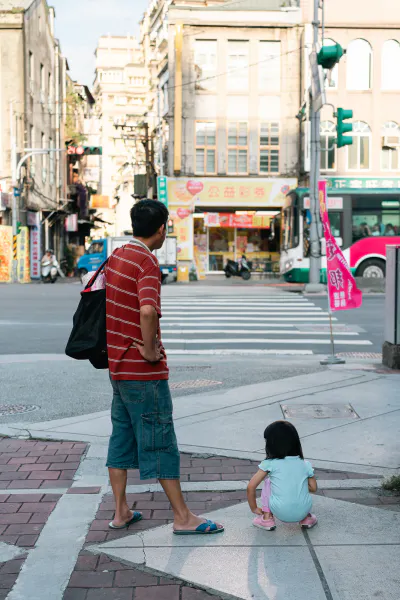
[108,468,132,526]
[106,379,140,527]
[159,479,223,532]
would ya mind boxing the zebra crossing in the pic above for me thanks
[160,293,373,355]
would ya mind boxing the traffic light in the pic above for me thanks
[336,108,353,148]
[167,219,174,234]
[84,147,102,156]
[317,43,344,70]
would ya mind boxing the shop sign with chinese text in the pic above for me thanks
[30,227,41,279]
[167,178,297,207]
[17,226,30,284]
[204,213,271,228]
[326,177,400,190]
[319,180,362,311]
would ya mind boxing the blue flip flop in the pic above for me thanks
[173,519,224,535]
[109,511,142,530]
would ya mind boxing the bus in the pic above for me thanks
[280,187,400,283]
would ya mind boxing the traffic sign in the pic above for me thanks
[157,176,168,208]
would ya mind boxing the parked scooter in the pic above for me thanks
[41,250,64,283]
[224,255,252,280]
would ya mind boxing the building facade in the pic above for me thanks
[301,0,400,238]
[93,35,149,237]
[0,0,68,280]
[142,0,302,277]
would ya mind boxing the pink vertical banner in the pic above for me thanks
[318,180,362,311]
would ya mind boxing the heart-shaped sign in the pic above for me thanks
[177,208,191,219]
[186,180,204,196]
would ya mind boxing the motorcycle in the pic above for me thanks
[41,251,64,283]
[224,256,252,281]
[41,259,59,283]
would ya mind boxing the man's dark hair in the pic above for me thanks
[130,199,169,238]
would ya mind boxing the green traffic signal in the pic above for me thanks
[317,43,344,70]
[336,108,353,148]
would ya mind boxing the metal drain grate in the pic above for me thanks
[281,403,359,419]
[170,380,222,390]
[337,352,382,359]
[0,404,40,416]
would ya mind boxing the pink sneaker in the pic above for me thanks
[253,515,276,531]
[300,514,318,529]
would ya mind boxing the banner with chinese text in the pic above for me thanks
[0,225,12,282]
[204,213,271,228]
[30,227,41,279]
[319,180,362,311]
[17,226,30,283]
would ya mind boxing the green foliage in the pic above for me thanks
[382,475,400,493]
[65,91,87,145]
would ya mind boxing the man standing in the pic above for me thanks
[105,199,223,534]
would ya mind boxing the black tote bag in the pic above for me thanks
[65,259,109,369]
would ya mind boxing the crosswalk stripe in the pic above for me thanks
[162,313,337,324]
[162,329,358,336]
[167,349,314,355]
[162,311,326,316]
[163,338,373,345]
[163,317,336,321]
[162,304,317,309]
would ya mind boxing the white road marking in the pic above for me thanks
[161,329,359,335]
[163,338,373,345]
[163,316,336,322]
[162,310,325,316]
[166,349,314,355]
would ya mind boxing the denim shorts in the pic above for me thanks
[106,378,180,480]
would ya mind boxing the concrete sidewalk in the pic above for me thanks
[0,362,399,600]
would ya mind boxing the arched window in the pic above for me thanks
[323,39,339,89]
[381,121,400,171]
[320,121,336,170]
[347,121,371,170]
[382,40,400,90]
[346,39,372,90]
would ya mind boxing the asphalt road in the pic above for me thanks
[0,282,385,423]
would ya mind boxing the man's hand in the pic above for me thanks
[134,339,164,363]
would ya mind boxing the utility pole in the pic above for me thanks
[307,0,323,290]
[10,100,18,283]
[157,84,164,177]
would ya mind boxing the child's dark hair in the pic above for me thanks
[264,421,304,460]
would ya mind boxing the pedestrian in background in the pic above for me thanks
[105,199,224,535]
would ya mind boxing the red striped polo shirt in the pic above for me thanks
[105,238,169,381]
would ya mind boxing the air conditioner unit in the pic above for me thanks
[382,135,400,148]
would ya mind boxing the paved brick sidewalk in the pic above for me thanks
[1,437,398,600]
[0,437,87,599]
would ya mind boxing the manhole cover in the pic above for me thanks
[170,380,222,390]
[0,404,40,416]
[281,403,359,419]
[337,352,382,359]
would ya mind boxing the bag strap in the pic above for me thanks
[85,257,109,290]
